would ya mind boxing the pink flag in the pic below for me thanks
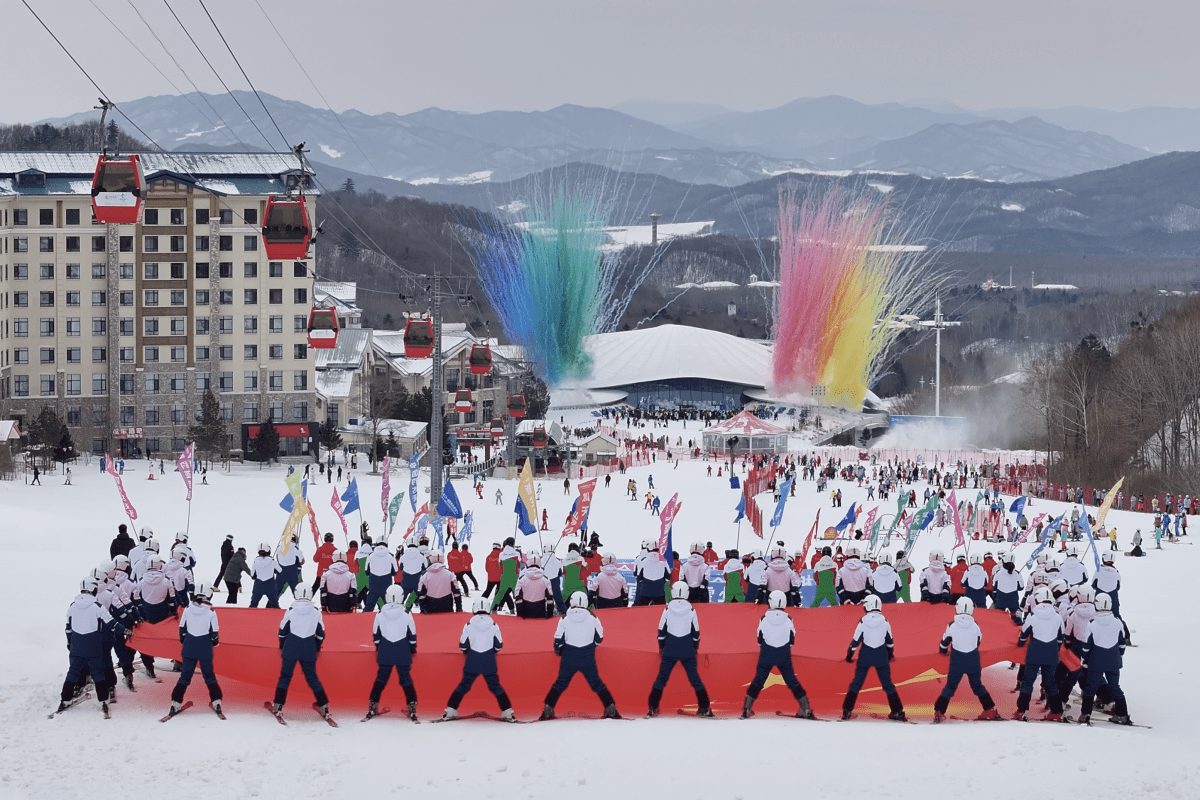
[861,506,878,539]
[657,493,680,552]
[1014,513,1045,546]
[106,454,138,521]
[949,491,965,549]
[561,478,598,539]
[381,456,391,523]
[448,516,457,541]
[177,442,195,502]
[330,487,349,539]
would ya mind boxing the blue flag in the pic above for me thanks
[407,452,420,512]
[514,498,537,536]
[1009,496,1027,519]
[432,515,444,549]
[1024,513,1064,571]
[835,502,858,532]
[1078,513,1102,572]
[664,525,675,571]
[280,479,308,512]
[733,494,746,524]
[770,477,794,528]
[437,481,463,519]
[340,478,360,516]
[460,511,473,545]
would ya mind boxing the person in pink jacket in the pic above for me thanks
[589,553,629,608]
[515,554,555,618]
[679,543,710,603]
[417,552,462,613]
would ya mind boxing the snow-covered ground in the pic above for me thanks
[2,414,1196,799]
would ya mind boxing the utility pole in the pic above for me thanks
[429,270,443,513]
[934,292,943,418]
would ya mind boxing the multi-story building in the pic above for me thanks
[0,152,319,459]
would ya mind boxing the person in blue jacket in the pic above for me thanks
[271,585,331,718]
[1078,592,1133,725]
[441,597,516,721]
[647,581,711,717]
[56,576,125,717]
[365,586,418,721]
[167,582,223,717]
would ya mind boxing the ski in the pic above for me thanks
[537,711,629,721]
[432,711,525,724]
[313,703,338,727]
[263,701,287,725]
[868,713,918,724]
[946,715,1003,722]
[361,706,391,722]
[1109,719,1152,729]
[675,709,718,719]
[48,692,91,718]
[101,703,110,720]
[211,702,226,720]
[774,710,827,721]
[160,701,193,722]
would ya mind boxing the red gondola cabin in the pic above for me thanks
[261,196,312,260]
[532,427,548,448]
[454,389,473,414]
[403,318,434,358]
[468,344,492,375]
[507,394,526,419]
[306,307,339,349]
[490,417,504,436]
[91,154,144,225]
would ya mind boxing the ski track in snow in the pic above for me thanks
[1,410,1195,799]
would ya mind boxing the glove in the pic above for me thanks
[845,651,854,663]
[888,651,895,661]
[939,647,948,656]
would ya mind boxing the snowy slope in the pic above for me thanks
[1,419,1195,799]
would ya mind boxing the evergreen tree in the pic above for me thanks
[524,376,552,420]
[340,177,356,194]
[319,422,343,451]
[385,431,401,458]
[253,418,281,463]
[55,429,77,463]
[27,407,65,469]
[187,389,227,465]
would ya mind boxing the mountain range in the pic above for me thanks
[38,91,1170,186]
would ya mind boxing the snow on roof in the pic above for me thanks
[1033,284,1078,290]
[697,280,740,289]
[346,418,428,440]
[546,384,627,410]
[314,281,358,303]
[577,432,620,447]
[0,151,308,176]
[701,410,788,436]
[314,328,371,369]
[315,370,354,400]
[582,324,771,391]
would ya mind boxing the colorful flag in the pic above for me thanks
[733,494,746,524]
[1009,496,1027,519]
[1078,512,1102,572]
[1024,514,1064,571]
[769,477,794,528]
[460,511,473,545]
[381,456,391,523]
[1095,477,1125,529]
[307,502,321,548]
[387,493,404,534]
[330,487,348,539]
[950,491,965,550]
[106,454,139,521]
[834,502,858,533]
[405,503,429,539]
[340,477,360,516]
[658,493,680,554]
[437,481,464,519]
[862,506,878,544]
[889,492,907,534]
[177,442,195,502]
[284,470,308,516]
[408,452,421,512]
[447,515,457,542]
[562,478,597,539]
[279,505,305,556]
[517,458,537,524]
[514,498,538,536]
[799,510,820,563]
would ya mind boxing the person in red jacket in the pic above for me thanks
[482,542,503,599]
[311,532,336,591]
[458,544,479,592]
[702,542,719,564]
[948,553,968,601]
[981,551,998,579]
[581,548,601,581]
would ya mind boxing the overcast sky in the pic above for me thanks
[8,0,1199,123]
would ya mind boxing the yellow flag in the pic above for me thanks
[518,458,538,522]
[1095,477,1124,528]
[279,504,304,556]
[285,470,308,517]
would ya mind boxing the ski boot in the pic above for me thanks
[888,710,908,722]
[647,706,661,718]
[1110,715,1133,726]
[696,707,715,718]
[1077,714,1091,725]
[441,707,459,721]
[798,695,815,720]
[977,708,1000,721]
[933,711,946,724]
[1042,711,1063,722]
[740,696,755,719]
[1011,709,1028,721]
[539,704,556,721]
[365,701,380,720]
[602,704,620,719]
[406,701,418,721]
[500,708,517,722]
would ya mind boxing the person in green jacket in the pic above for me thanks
[561,545,588,607]
[490,537,521,612]
[354,538,371,609]
[896,551,914,603]
[722,550,745,602]
[809,547,839,608]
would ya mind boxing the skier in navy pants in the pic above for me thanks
[647,581,712,717]
[1078,592,1133,725]
[169,582,223,716]
[442,597,516,721]
[1014,585,1065,721]
[933,597,999,722]
[842,595,907,721]
[741,591,812,718]
[271,585,331,717]
[366,585,419,720]
[540,593,619,719]
[57,576,124,716]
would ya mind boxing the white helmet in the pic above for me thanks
[956,596,975,615]
[768,590,787,610]
[1101,551,1115,565]
[147,554,164,571]
[113,554,131,570]
[139,526,154,540]
[1095,593,1113,613]
[1050,579,1068,596]
[641,539,653,551]
[418,545,431,557]
[1034,586,1054,604]
[863,595,882,613]
[770,545,787,560]
[793,550,805,562]
[876,551,893,565]
[752,550,764,561]
[525,553,539,567]
[89,565,108,583]
[846,545,861,559]
[472,596,490,614]
[429,551,445,565]
[146,539,160,554]
[600,552,616,566]
[97,560,116,576]
[294,584,313,601]
[968,553,982,565]
[385,585,405,605]
[172,547,188,562]
[1031,570,1048,586]
[80,576,98,593]
[929,549,944,563]
[258,542,272,554]
[175,532,189,544]
[543,545,555,554]
[193,581,214,600]
[1076,586,1096,604]
[569,593,589,609]
[671,581,689,599]
[332,549,347,563]
[690,542,704,555]
[1067,543,1080,557]
[1046,553,1062,570]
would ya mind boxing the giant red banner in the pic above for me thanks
[131,604,1025,719]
